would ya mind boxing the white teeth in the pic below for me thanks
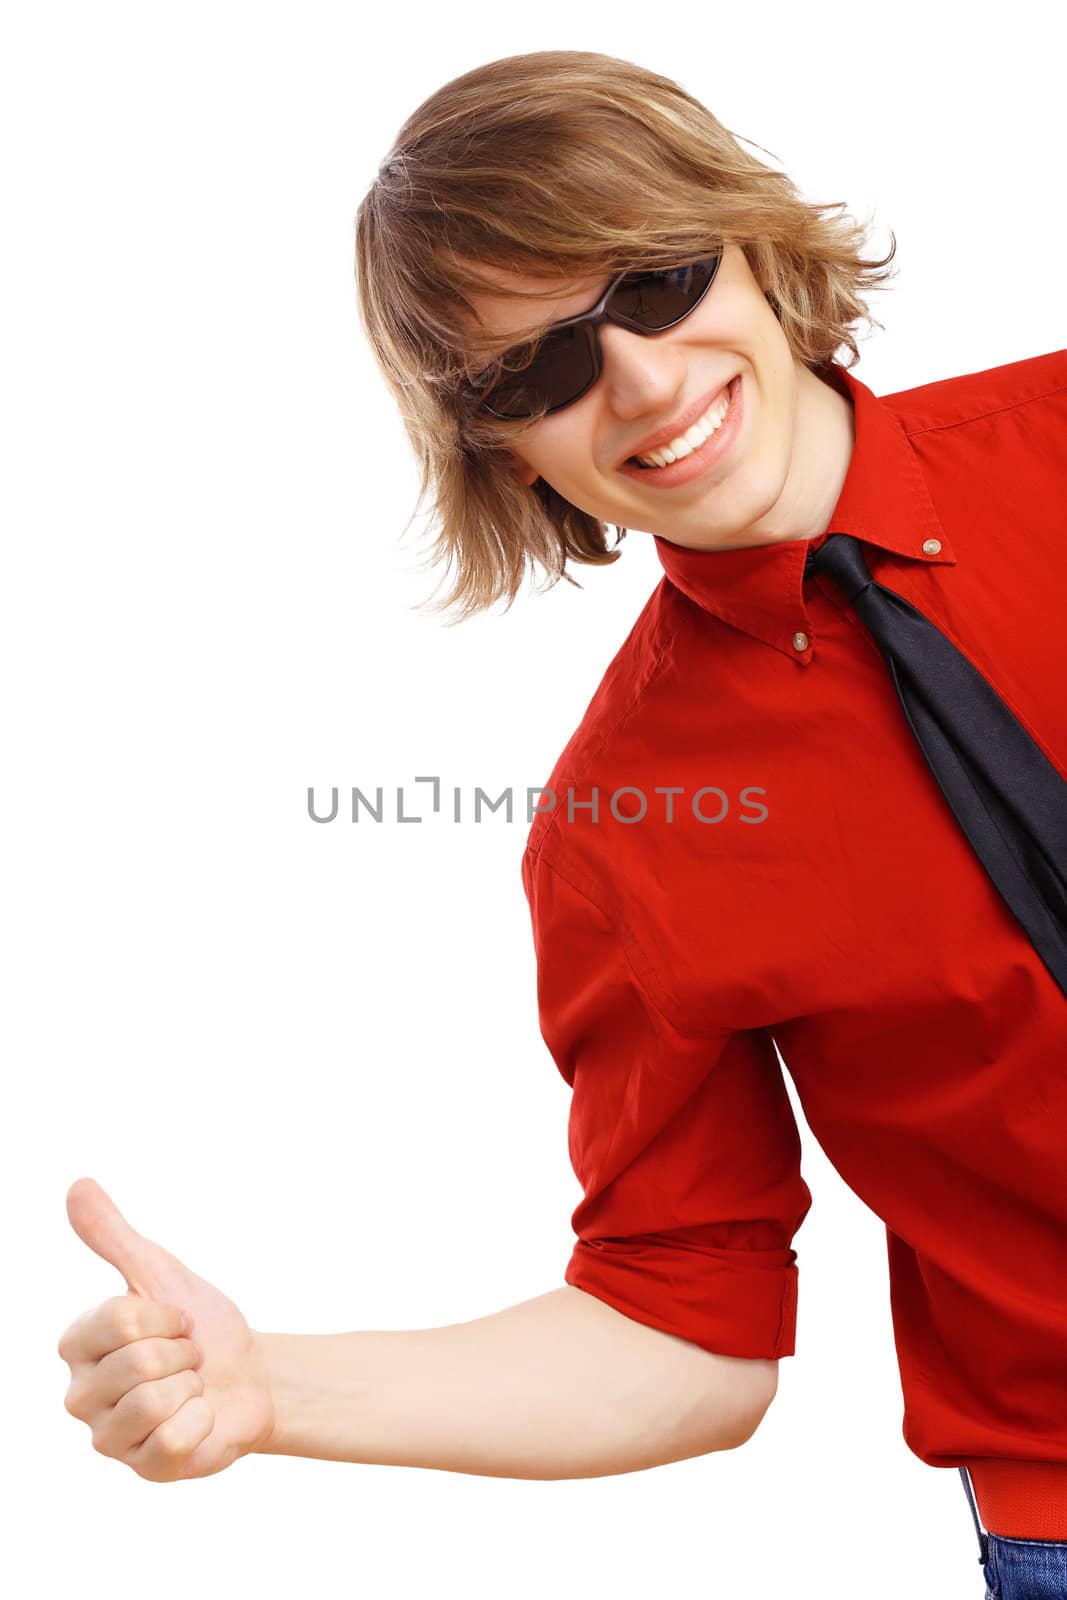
[635,383,733,467]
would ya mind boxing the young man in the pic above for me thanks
[58,49,1067,1597]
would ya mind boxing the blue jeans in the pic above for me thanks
[960,1466,1067,1598]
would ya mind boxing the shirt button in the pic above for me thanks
[922,538,942,555]
[792,631,809,651]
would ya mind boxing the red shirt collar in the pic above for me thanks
[651,361,954,659]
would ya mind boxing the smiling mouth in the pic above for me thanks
[625,379,737,468]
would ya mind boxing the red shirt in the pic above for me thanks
[521,350,1067,1537]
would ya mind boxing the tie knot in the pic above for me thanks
[804,533,874,603]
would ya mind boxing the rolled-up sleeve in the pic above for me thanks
[522,844,812,1360]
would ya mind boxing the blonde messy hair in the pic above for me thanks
[354,50,897,621]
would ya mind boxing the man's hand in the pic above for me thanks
[57,1176,275,1481]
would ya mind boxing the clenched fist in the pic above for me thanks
[58,1177,275,1481]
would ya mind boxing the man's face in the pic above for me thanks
[458,242,837,552]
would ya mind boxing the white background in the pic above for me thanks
[5,3,1064,1596]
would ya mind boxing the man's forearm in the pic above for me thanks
[253,1283,773,1479]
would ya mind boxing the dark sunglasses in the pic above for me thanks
[461,253,724,420]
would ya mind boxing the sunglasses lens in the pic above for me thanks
[473,255,720,418]
[481,324,595,420]
[610,258,719,328]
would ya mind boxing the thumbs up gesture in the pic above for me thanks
[57,1177,275,1481]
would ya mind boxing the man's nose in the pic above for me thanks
[597,322,684,408]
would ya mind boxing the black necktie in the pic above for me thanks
[804,533,1067,1001]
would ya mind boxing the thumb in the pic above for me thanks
[65,1176,191,1303]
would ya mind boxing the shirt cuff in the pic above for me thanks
[565,1235,799,1359]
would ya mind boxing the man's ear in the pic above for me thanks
[509,452,539,487]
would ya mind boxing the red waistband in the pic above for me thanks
[967,1460,1067,1540]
